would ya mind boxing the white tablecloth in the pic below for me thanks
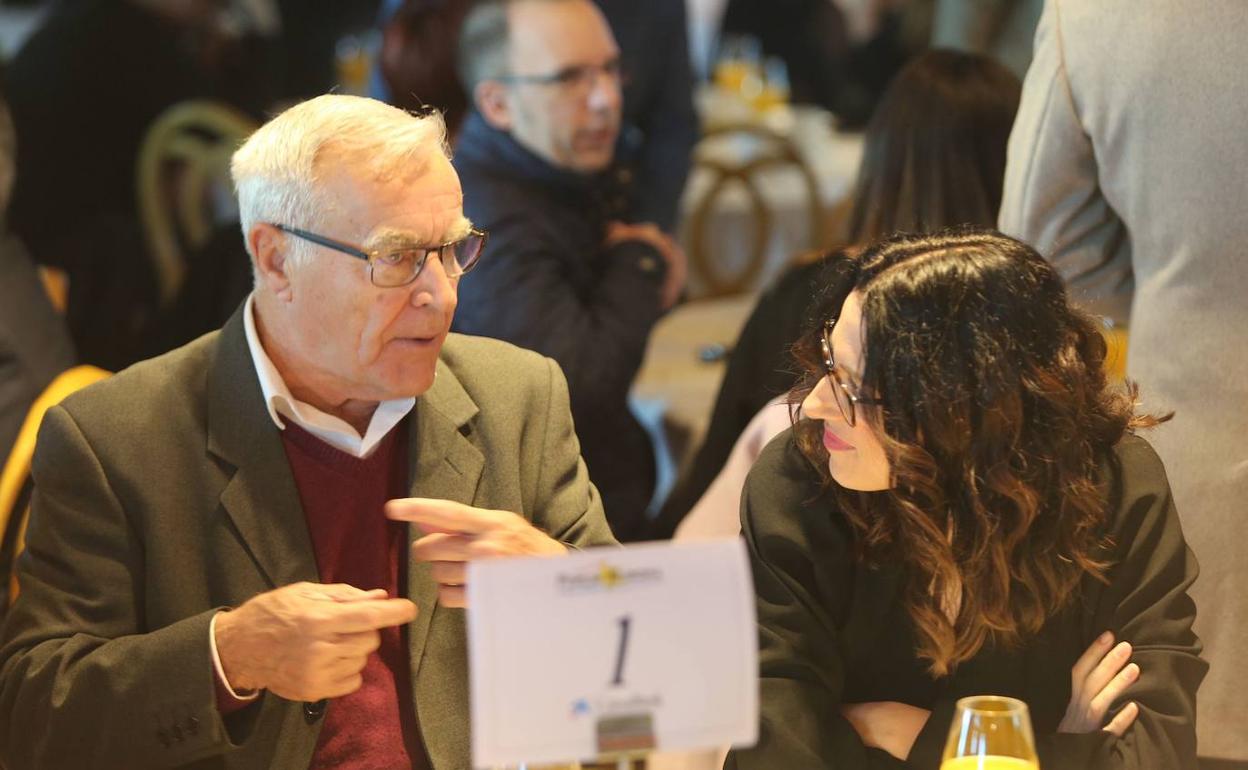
[633,293,759,455]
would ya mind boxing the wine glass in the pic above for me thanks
[751,56,791,113]
[940,696,1040,770]
[713,35,762,95]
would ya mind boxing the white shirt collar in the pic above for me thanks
[243,294,415,459]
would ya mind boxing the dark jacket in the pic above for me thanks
[727,430,1205,770]
[598,0,697,232]
[0,235,74,461]
[452,112,666,541]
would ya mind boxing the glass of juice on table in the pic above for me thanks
[940,695,1039,770]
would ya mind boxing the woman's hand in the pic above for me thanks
[1058,631,1140,736]
[840,701,932,760]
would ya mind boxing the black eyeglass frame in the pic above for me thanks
[496,57,625,90]
[272,223,486,288]
[820,318,884,427]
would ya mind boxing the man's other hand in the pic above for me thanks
[213,582,417,701]
[385,498,568,608]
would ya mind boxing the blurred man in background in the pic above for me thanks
[452,0,687,540]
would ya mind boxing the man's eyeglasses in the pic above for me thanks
[272,224,487,288]
[820,318,884,427]
[498,58,624,98]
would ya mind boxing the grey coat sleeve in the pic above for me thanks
[998,0,1134,326]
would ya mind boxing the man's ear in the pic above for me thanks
[249,223,294,301]
[475,79,513,130]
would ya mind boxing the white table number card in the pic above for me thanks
[466,538,758,768]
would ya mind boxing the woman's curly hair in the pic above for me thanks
[791,229,1164,676]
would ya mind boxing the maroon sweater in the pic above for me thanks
[280,420,428,770]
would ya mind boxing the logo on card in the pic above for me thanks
[555,561,662,593]
[569,696,662,755]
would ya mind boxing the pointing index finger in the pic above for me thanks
[385,497,505,535]
[328,598,418,632]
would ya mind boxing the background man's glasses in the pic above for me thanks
[273,224,487,288]
[820,318,884,427]
[498,58,624,98]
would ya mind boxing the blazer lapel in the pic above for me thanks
[206,309,319,589]
[404,359,484,678]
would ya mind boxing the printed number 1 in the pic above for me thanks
[611,615,631,686]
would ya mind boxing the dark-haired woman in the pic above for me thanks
[654,49,1021,538]
[725,231,1204,769]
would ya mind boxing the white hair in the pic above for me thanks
[231,94,450,268]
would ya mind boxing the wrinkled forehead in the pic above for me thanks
[314,136,450,187]
[318,153,469,245]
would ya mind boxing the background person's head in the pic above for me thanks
[459,0,623,173]
[231,95,472,410]
[790,229,1161,675]
[845,49,1021,244]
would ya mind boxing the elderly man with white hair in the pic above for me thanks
[0,95,616,770]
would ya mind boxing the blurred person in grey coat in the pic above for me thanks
[999,1,1248,761]
[0,71,74,463]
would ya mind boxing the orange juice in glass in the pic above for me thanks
[940,696,1040,770]
[713,35,762,95]
[751,56,790,112]
[714,59,751,94]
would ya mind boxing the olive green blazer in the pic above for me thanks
[0,307,617,769]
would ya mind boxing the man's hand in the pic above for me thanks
[840,701,931,760]
[386,498,567,608]
[1058,631,1140,736]
[213,582,417,702]
[605,220,687,310]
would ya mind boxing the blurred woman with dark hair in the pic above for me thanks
[655,49,1021,538]
[842,48,1019,241]
[725,230,1204,769]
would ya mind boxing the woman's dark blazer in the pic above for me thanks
[726,430,1206,769]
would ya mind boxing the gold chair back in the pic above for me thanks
[0,365,110,615]
[136,100,258,308]
[687,123,824,297]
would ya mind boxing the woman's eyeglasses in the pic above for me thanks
[820,318,884,427]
